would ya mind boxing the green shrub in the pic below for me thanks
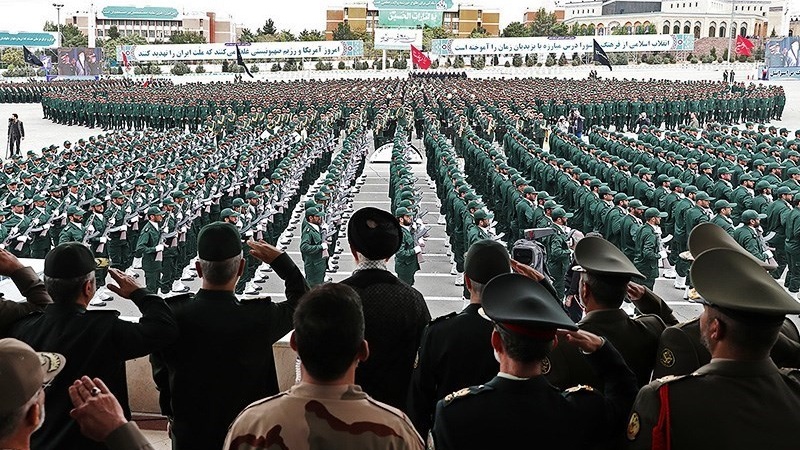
[195,64,206,73]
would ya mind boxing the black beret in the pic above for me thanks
[44,243,96,278]
[198,222,242,261]
[346,207,401,260]
[465,239,510,283]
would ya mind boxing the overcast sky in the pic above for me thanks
[0,0,555,34]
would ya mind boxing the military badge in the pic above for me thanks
[627,412,640,440]
[660,348,675,367]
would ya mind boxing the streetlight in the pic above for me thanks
[53,3,64,48]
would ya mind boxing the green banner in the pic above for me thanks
[379,9,442,27]
[374,0,453,11]
[101,6,179,19]
[0,32,57,48]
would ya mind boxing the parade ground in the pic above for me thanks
[2,65,799,447]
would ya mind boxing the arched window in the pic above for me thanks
[664,20,671,34]
[709,25,716,37]
[694,25,701,38]
[674,23,680,33]
[740,24,747,37]
[719,26,726,37]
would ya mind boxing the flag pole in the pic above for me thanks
[727,0,735,63]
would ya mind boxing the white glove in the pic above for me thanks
[120,224,128,231]
[99,237,108,243]
[321,248,328,258]
[765,249,774,259]
[130,217,138,223]
[155,244,164,252]
[16,236,28,242]
[418,238,425,246]
[659,250,668,259]
[43,224,51,230]
[180,226,187,233]
[414,245,422,254]
[32,218,40,225]
[245,230,254,237]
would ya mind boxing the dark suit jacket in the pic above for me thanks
[342,268,431,411]
[0,266,51,336]
[407,303,498,438]
[10,289,177,450]
[151,252,308,450]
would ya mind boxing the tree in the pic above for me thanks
[512,54,523,67]
[239,28,256,44]
[274,30,296,42]
[422,25,452,52]
[171,62,190,75]
[298,30,325,41]
[469,26,488,38]
[107,26,120,39]
[101,34,147,65]
[259,19,277,36]
[528,8,568,37]
[502,21,531,38]
[169,31,206,44]
[471,55,485,69]
[1,48,24,69]
[44,21,88,47]
[332,22,357,41]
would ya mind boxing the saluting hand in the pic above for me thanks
[511,259,545,282]
[626,282,646,303]
[557,329,605,354]
[0,247,25,276]
[248,239,283,264]
[107,268,143,298]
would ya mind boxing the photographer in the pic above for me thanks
[7,114,24,157]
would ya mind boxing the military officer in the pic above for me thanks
[764,186,794,279]
[395,207,421,286]
[627,248,800,449]
[733,210,770,262]
[545,207,572,300]
[431,273,638,450]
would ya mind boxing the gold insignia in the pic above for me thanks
[39,353,62,374]
[627,412,640,441]
[660,348,675,368]
[95,258,110,268]
[655,375,679,383]
[443,388,471,405]
[542,357,551,375]
[413,352,419,369]
[564,384,595,393]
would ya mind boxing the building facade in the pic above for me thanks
[65,5,240,44]
[325,2,499,39]
[545,0,791,38]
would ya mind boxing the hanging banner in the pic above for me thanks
[767,67,800,80]
[431,34,695,56]
[0,31,58,48]
[374,28,423,50]
[378,9,442,28]
[766,37,800,68]
[117,40,364,62]
[374,0,453,10]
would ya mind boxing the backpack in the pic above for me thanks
[511,238,550,277]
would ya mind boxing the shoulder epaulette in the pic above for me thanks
[429,311,457,325]
[652,373,695,386]
[779,367,800,377]
[442,384,493,406]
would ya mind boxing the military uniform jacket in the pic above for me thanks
[627,359,800,450]
[0,267,51,336]
[150,253,309,450]
[732,225,767,261]
[397,225,421,271]
[407,303,499,439]
[9,290,178,450]
[433,342,639,450]
[224,383,424,450]
[58,221,84,245]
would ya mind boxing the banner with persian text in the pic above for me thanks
[117,40,364,62]
[431,34,695,56]
[378,9,443,27]
[374,28,423,50]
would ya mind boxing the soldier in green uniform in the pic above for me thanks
[27,194,52,259]
[135,206,166,293]
[764,186,794,280]
[300,207,326,287]
[733,210,769,262]
[57,205,86,245]
[710,200,736,235]
[634,208,668,290]
[395,207,421,286]
[545,207,572,300]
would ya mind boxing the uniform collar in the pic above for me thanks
[696,358,779,377]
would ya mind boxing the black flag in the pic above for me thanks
[592,39,611,71]
[235,44,253,78]
[23,46,43,67]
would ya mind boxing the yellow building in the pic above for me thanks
[325,3,499,40]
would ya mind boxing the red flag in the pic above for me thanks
[735,35,754,56]
[121,51,130,69]
[411,45,431,70]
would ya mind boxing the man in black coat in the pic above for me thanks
[9,242,178,450]
[7,113,24,157]
[431,273,638,450]
[407,239,510,439]
[341,207,431,412]
[150,222,309,450]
